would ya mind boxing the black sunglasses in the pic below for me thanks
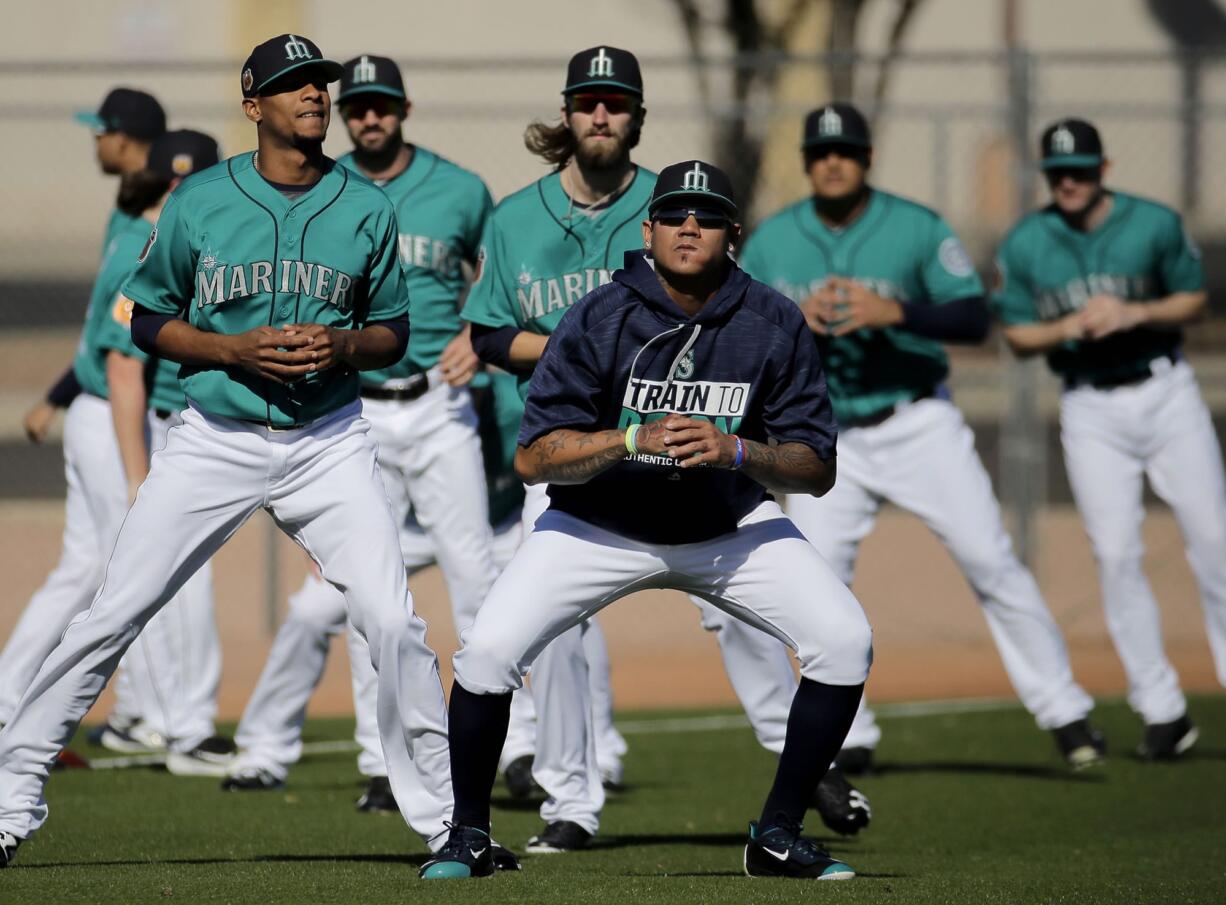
[567,93,639,116]
[340,95,402,120]
[651,208,730,229]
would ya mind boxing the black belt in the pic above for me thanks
[842,387,937,429]
[360,374,430,402]
[237,417,313,431]
[1064,352,1179,391]
[152,408,174,420]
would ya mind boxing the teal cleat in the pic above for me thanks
[744,815,855,880]
[419,823,498,879]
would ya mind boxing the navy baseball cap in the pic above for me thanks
[649,160,737,219]
[564,46,643,97]
[241,33,343,99]
[338,55,406,102]
[802,103,871,150]
[147,130,221,180]
[1040,119,1104,170]
[74,88,166,140]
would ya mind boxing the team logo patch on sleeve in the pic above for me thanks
[471,246,486,286]
[938,237,974,278]
[137,227,157,263]
[111,293,135,326]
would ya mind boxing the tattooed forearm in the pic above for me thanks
[516,429,628,485]
[742,439,835,496]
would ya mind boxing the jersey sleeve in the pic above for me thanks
[462,215,521,330]
[1157,210,1203,294]
[461,180,495,266]
[121,195,197,316]
[517,307,605,447]
[760,321,837,460]
[989,231,1041,325]
[364,203,411,322]
[736,230,770,283]
[920,216,984,304]
[96,233,149,360]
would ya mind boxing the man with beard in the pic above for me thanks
[220,54,499,813]
[0,34,463,869]
[462,49,872,854]
[994,118,1224,760]
[740,103,1104,773]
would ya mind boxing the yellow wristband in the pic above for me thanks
[625,423,640,455]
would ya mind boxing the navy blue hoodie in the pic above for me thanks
[519,249,838,545]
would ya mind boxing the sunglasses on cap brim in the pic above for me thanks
[651,208,731,229]
[567,93,639,115]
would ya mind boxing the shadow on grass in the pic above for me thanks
[867,761,1107,782]
[16,852,431,870]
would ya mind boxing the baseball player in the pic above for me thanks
[5,88,167,739]
[464,46,871,851]
[739,103,1104,773]
[219,51,501,797]
[0,34,464,869]
[422,160,872,881]
[994,118,1225,759]
[221,372,528,813]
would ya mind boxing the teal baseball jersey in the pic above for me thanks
[338,146,493,383]
[122,153,410,427]
[93,221,186,413]
[992,191,1202,384]
[102,208,137,259]
[740,188,983,424]
[462,166,655,399]
[473,370,527,525]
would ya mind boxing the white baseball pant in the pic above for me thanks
[0,402,451,847]
[453,500,874,835]
[1061,358,1226,724]
[790,396,1095,750]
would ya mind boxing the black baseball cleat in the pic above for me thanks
[490,842,522,871]
[0,831,21,869]
[355,775,398,813]
[834,745,876,776]
[503,755,545,801]
[1137,715,1199,761]
[525,820,592,853]
[98,717,166,754]
[220,767,284,792]
[419,823,496,879]
[811,765,872,836]
[167,735,237,777]
[744,814,854,880]
[1053,718,1107,769]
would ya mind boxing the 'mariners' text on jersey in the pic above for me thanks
[196,259,355,310]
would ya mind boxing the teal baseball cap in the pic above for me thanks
[74,88,166,139]
[1040,119,1104,170]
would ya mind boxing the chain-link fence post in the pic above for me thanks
[1000,46,1046,567]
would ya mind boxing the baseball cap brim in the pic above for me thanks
[74,111,108,131]
[1040,153,1103,170]
[337,84,407,102]
[255,58,345,95]
[563,80,643,96]
[649,189,737,218]
[802,135,871,150]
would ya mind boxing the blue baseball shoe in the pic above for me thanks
[419,824,497,879]
[744,814,855,880]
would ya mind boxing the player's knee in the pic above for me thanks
[797,609,873,686]
[452,625,523,694]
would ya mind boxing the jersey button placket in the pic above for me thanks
[280,209,298,320]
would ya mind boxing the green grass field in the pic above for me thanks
[3,695,1224,904]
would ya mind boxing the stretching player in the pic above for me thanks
[221,52,500,795]
[994,118,1225,759]
[740,103,1103,772]
[222,372,527,811]
[4,88,167,735]
[0,34,465,869]
[423,160,872,881]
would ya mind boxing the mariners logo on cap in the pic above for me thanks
[353,55,377,84]
[241,68,254,92]
[1051,125,1076,155]
[284,34,314,62]
[681,162,709,193]
[588,47,615,78]
[818,107,843,137]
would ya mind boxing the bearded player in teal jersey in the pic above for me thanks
[994,119,1225,760]
[0,34,467,870]
[740,103,1103,774]
[222,53,500,811]
[462,48,870,852]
